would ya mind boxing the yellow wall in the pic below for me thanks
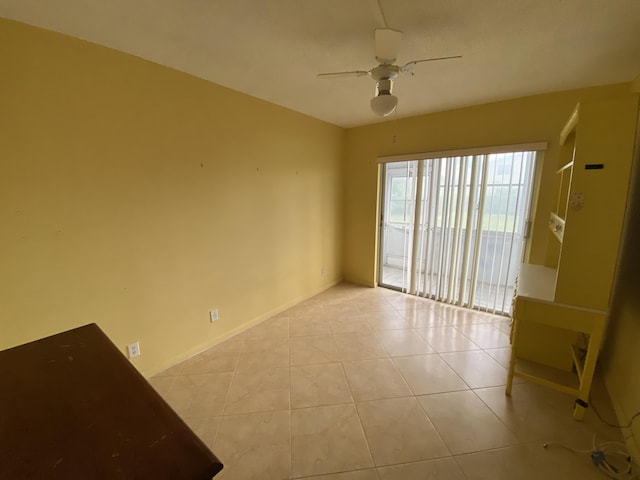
[343,83,632,286]
[602,108,640,458]
[0,18,344,376]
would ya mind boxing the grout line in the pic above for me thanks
[290,466,381,480]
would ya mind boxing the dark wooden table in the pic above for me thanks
[0,323,223,479]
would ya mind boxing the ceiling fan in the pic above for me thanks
[318,29,462,117]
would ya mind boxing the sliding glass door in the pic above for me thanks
[378,150,537,315]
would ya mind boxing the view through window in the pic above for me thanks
[378,150,538,315]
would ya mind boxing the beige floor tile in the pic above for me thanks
[156,340,244,377]
[356,397,450,466]
[291,404,374,477]
[493,320,512,335]
[177,349,240,375]
[435,305,458,323]
[328,317,374,334]
[343,358,412,401]
[377,457,465,480]
[323,283,367,299]
[147,375,175,397]
[415,326,480,353]
[352,298,397,313]
[153,335,244,377]
[152,362,184,377]
[242,335,288,354]
[418,390,518,454]
[440,350,509,388]
[290,315,333,336]
[333,332,389,361]
[374,330,435,356]
[362,285,397,296]
[183,416,220,450]
[398,308,450,328]
[322,303,362,317]
[527,440,618,479]
[224,367,289,415]
[447,308,495,326]
[392,354,468,395]
[474,383,622,445]
[163,372,233,418]
[454,443,544,480]
[286,302,325,317]
[214,410,290,480]
[291,334,340,365]
[455,441,607,480]
[386,294,434,311]
[235,341,289,373]
[430,302,453,313]
[484,346,511,368]
[481,349,526,386]
[244,315,289,340]
[454,323,511,348]
[365,311,410,331]
[306,295,329,304]
[300,469,380,480]
[209,334,246,355]
[323,307,362,319]
[290,363,353,408]
[483,311,510,322]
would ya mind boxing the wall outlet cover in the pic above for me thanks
[127,341,140,358]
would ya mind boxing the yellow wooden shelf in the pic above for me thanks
[571,343,585,383]
[560,104,579,145]
[556,160,574,175]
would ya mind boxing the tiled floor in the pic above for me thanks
[149,283,624,479]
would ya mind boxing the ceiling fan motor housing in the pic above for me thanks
[371,64,400,81]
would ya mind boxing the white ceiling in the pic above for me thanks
[2,0,640,127]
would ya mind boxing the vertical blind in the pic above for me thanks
[378,144,544,315]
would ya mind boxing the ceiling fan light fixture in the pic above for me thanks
[370,93,398,116]
[317,27,461,119]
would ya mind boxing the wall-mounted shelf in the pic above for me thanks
[550,105,578,249]
[559,105,579,146]
[507,94,639,421]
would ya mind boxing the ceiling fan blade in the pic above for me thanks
[317,70,370,79]
[401,55,463,74]
[375,29,402,64]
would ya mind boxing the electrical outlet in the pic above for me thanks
[127,341,140,359]
[210,308,219,322]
